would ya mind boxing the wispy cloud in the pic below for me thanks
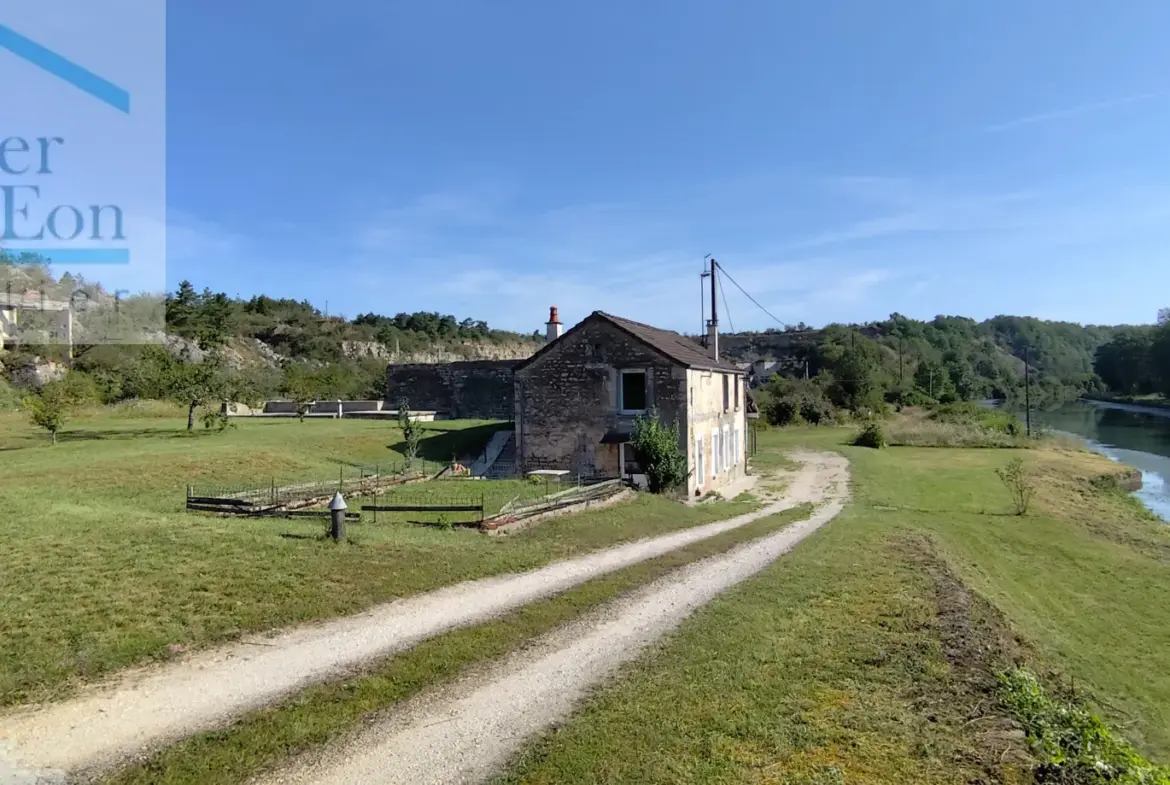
[780,190,1033,253]
[983,92,1159,133]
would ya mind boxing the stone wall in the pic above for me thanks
[384,360,522,420]
[514,318,687,476]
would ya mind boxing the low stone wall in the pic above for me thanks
[341,400,383,413]
[385,360,522,420]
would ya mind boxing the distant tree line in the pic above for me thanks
[1091,309,1170,397]
[2,270,539,419]
[753,312,1134,426]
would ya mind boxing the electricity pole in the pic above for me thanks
[708,257,719,360]
[700,254,712,343]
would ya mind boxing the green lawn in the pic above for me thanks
[500,426,1170,784]
[98,506,810,785]
[0,411,757,707]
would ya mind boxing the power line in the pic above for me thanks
[716,263,787,330]
[717,264,735,334]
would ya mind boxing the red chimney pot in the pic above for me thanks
[548,306,560,324]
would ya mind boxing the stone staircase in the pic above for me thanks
[484,431,518,479]
[470,429,515,477]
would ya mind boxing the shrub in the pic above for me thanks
[397,398,422,468]
[998,668,1170,784]
[887,421,1023,448]
[631,410,689,494]
[0,378,21,412]
[996,457,1035,515]
[201,407,235,432]
[768,395,801,427]
[853,422,887,449]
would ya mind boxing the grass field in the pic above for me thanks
[499,427,1170,783]
[0,410,758,707]
[98,505,811,785]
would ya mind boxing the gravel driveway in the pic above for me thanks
[259,451,850,785]
[0,452,846,785]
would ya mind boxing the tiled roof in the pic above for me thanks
[594,312,744,373]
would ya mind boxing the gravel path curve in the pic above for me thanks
[259,451,850,785]
[0,452,844,785]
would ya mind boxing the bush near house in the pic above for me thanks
[631,411,689,494]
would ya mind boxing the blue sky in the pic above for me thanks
[165,0,1170,334]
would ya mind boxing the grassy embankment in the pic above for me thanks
[0,409,760,707]
[500,425,1170,784]
[1083,392,1170,412]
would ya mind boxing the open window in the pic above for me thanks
[619,369,648,414]
[722,374,730,412]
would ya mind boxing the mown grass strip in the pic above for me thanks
[0,413,766,707]
[498,427,1170,784]
[97,505,810,785]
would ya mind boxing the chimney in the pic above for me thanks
[545,306,563,342]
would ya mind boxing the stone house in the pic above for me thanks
[513,309,748,496]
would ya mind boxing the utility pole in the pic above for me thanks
[1024,346,1032,438]
[700,254,712,345]
[707,257,719,360]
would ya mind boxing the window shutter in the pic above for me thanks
[695,434,704,486]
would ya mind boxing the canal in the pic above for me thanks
[1030,400,1170,522]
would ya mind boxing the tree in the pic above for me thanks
[195,290,235,348]
[166,356,230,431]
[398,397,422,468]
[630,411,689,493]
[1093,329,1154,395]
[1151,321,1170,396]
[166,280,200,339]
[22,373,94,444]
[282,364,322,422]
[830,345,884,413]
[914,358,953,401]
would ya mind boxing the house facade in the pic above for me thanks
[513,310,747,497]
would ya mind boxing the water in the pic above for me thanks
[1028,401,1170,521]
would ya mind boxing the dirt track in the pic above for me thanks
[0,452,846,785]
[259,451,850,785]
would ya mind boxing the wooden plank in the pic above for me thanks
[186,496,256,507]
[361,505,484,513]
[186,504,359,520]
[186,503,253,514]
[278,510,360,520]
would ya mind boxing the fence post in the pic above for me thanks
[339,465,344,491]
[270,477,275,505]
[328,492,347,542]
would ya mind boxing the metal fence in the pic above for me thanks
[186,459,446,510]
[185,461,626,527]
